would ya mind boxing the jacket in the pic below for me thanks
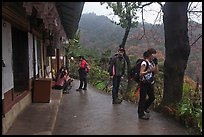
[109,55,126,77]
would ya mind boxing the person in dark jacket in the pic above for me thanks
[109,47,126,104]
[76,56,88,91]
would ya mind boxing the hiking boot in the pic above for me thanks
[139,115,149,120]
[144,109,150,113]
[76,88,82,91]
[112,98,122,104]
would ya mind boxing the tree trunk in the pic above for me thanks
[161,2,190,106]
[120,12,132,93]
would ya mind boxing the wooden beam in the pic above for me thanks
[2,6,29,31]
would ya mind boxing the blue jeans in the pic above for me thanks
[112,76,121,100]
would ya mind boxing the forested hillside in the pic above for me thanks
[79,13,202,84]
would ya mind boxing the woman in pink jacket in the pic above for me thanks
[55,67,72,94]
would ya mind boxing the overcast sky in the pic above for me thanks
[82,2,202,24]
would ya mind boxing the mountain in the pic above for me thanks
[79,13,124,51]
[79,13,202,84]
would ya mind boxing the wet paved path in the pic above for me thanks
[53,80,192,135]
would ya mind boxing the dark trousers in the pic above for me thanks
[79,77,87,89]
[63,80,71,91]
[54,81,71,91]
[112,76,121,100]
[138,82,155,116]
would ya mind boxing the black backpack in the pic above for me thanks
[129,59,148,83]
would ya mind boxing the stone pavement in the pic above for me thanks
[4,80,195,135]
[53,80,193,135]
[4,89,62,135]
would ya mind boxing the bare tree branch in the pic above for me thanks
[138,2,164,42]
[157,2,164,8]
[141,8,145,35]
[140,7,150,47]
[187,2,193,11]
[188,10,202,13]
[187,2,202,13]
[190,34,202,47]
[150,8,162,30]
[138,2,153,8]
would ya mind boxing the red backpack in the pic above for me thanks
[85,64,90,73]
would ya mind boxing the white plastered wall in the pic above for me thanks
[2,19,14,99]
[2,21,35,99]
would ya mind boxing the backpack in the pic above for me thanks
[129,59,148,83]
[85,63,90,73]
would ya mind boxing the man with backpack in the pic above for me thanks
[137,48,158,120]
[109,47,126,104]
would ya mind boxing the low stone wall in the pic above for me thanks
[2,92,32,134]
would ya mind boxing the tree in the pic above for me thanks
[100,49,112,71]
[161,2,190,106]
[100,2,146,92]
[64,29,80,67]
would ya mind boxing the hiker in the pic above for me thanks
[76,56,89,91]
[55,66,73,94]
[109,47,126,104]
[138,48,158,120]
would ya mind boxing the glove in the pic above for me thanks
[152,58,158,65]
